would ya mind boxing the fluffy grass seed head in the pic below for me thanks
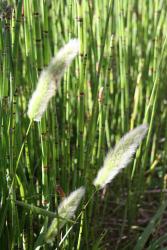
[27,39,79,121]
[93,124,148,189]
[45,186,85,244]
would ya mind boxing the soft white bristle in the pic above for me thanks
[93,124,148,189]
[45,186,85,244]
[27,39,79,121]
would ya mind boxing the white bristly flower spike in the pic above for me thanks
[27,39,79,121]
[93,124,148,189]
[45,186,85,244]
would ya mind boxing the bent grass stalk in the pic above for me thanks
[13,199,76,223]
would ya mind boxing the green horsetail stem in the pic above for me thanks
[27,39,79,121]
[93,124,148,189]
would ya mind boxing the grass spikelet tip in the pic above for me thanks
[93,124,148,189]
[45,186,85,244]
[27,39,79,121]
